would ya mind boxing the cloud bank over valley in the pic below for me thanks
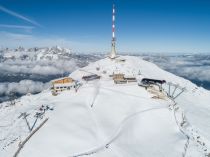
[0,46,209,102]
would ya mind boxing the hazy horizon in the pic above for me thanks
[1,46,210,55]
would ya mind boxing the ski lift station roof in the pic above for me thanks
[51,77,74,84]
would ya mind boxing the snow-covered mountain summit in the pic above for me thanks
[0,46,71,61]
[0,56,210,157]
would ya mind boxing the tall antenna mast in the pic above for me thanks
[110,4,117,59]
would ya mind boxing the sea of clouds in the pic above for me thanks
[0,59,78,75]
[142,54,210,87]
[0,80,50,95]
[0,59,79,99]
[0,52,209,102]
[0,53,102,102]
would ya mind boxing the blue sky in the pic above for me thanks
[0,0,210,53]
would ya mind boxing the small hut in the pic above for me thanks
[113,73,126,84]
[113,73,137,84]
[124,76,137,82]
[51,77,75,92]
[82,74,101,81]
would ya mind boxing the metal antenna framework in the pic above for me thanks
[110,4,117,59]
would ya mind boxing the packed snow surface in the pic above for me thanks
[0,56,210,157]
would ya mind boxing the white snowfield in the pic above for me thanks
[0,56,210,157]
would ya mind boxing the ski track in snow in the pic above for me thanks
[171,102,210,156]
[68,107,166,157]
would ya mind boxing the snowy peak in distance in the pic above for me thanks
[35,46,71,61]
[0,46,71,61]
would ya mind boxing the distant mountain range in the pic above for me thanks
[0,46,103,77]
[0,46,72,61]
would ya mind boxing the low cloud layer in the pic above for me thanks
[142,54,210,82]
[0,60,78,76]
[0,52,209,102]
[0,80,50,95]
[0,49,102,102]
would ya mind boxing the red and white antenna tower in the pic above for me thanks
[110,4,117,59]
